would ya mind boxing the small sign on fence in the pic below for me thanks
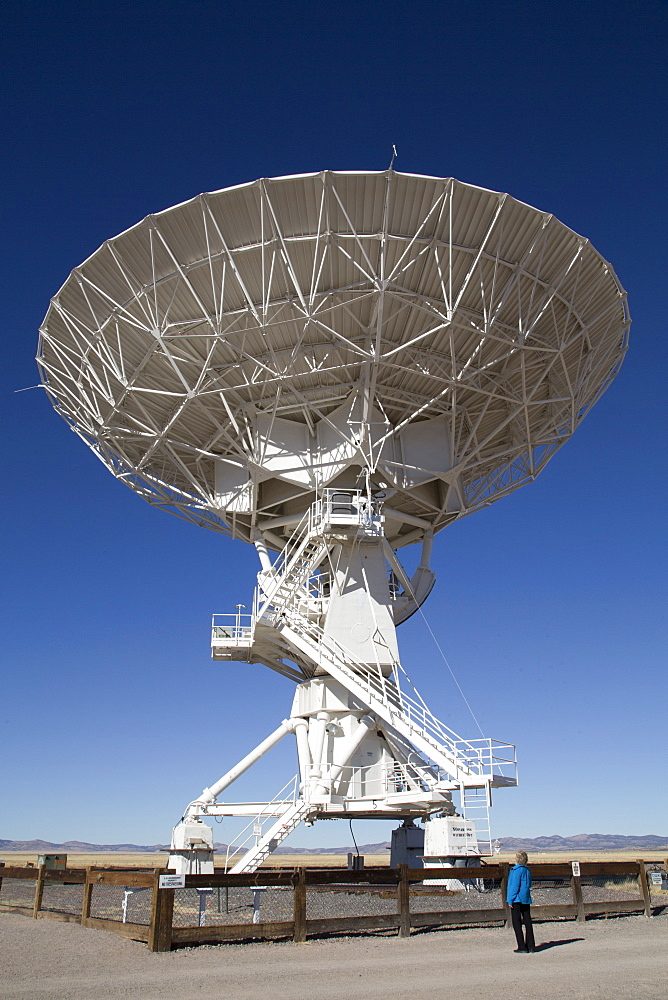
[571,861,581,877]
[650,872,663,886]
[159,874,185,889]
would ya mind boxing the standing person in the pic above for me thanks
[506,851,536,953]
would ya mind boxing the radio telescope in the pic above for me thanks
[38,171,629,873]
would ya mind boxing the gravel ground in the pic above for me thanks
[1,910,665,1000]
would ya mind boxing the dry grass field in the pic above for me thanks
[2,848,666,869]
[492,850,668,864]
[0,851,389,869]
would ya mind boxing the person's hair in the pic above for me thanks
[515,851,528,865]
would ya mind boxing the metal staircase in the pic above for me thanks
[276,614,508,789]
[227,801,312,874]
[214,496,516,793]
[255,507,328,618]
[257,538,328,620]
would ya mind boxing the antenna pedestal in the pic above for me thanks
[168,671,459,875]
[168,491,516,874]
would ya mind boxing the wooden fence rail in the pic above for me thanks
[0,860,663,952]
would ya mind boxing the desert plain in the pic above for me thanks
[2,848,667,868]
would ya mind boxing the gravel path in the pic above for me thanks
[1,910,665,1000]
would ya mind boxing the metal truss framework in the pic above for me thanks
[37,171,630,549]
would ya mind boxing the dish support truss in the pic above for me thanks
[169,491,516,874]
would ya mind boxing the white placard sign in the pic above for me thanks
[571,861,581,877]
[650,872,663,886]
[159,874,185,888]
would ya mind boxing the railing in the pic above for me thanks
[255,490,384,617]
[211,573,517,793]
[302,760,436,800]
[389,686,517,779]
[211,492,517,796]
[264,504,318,586]
[223,776,299,871]
[1,859,662,951]
[211,613,254,644]
[277,609,516,786]
[320,489,384,537]
[281,612,470,772]
[255,508,323,618]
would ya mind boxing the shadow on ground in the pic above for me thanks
[534,938,585,951]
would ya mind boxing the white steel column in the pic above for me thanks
[313,715,376,799]
[189,720,293,810]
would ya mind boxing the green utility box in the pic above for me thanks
[37,853,67,869]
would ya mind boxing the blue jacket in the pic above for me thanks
[506,864,532,904]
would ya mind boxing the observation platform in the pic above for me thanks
[211,614,254,660]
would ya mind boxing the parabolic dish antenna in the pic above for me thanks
[38,172,629,874]
[38,171,628,548]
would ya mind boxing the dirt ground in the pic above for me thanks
[1,910,665,1000]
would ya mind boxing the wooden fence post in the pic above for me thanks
[148,869,174,952]
[293,867,307,943]
[636,860,652,918]
[500,863,511,928]
[571,872,585,922]
[0,860,4,896]
[81,868,93,926]
[32,865,46,919]
[398,865,411,938]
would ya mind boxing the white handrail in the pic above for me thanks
[300,616,479,766]
[256,507,325,618]
[228,800,312,874]
[224,775,299,871]
[276,609,515,781]
[303,759,437,799]
[281,614,477,777]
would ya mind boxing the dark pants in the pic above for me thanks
[511,902,535,950]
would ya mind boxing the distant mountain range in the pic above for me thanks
[0,839,173,854]
[494,834,668,852]
[1,833,667,854]
[0,838,390,855]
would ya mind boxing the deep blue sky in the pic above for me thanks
[1,1,666,849]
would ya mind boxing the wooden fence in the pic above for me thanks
[0,860,663,952]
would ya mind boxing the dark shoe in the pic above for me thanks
[514,948,528,953]
[527,948,536,953]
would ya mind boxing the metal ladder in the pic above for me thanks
[460,784,492,854]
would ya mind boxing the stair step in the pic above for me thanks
[228,802,312,874]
